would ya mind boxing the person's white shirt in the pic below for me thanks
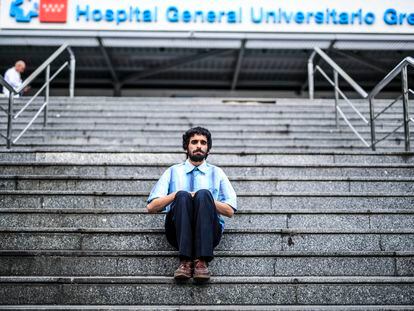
[2,67,22,98]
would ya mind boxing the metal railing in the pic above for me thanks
[308,47,370,147]
[368,57,414,151]
[0,43,75,149]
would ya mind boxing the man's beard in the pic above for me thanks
[188,150,207,162]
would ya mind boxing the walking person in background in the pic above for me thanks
[2,60,30,97]
[146,127,237,282]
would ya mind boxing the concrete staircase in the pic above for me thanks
[0,97,413,310]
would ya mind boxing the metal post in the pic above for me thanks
[401,66,410,151]
[231,39,246,91]
[369,97,376,151]
[308,58,314,100]
[333,70,339,128]
[6,93,14,149]
[44,65,50,127]
[67,47,76,98]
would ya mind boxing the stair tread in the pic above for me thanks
[1,249,412,256]
[0,305,412,310]
[1,227,413,234]
[1,275,414,284]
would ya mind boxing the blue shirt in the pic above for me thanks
[147,159,237,232]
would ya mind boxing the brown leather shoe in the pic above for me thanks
[174,260,193,280]
[193,259,210,282]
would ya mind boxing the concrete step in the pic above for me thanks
[0,96,403,107]
[1,227,413,252]
[8,132,409,143]
[1,111,402,124]
[0,95,398,103]
[4,128,408,138]
[1,136,412,150]
[1,190,414,210]
[2,142,410,152]
[0,305,413,310]
[0,276,413,305]
[5,137,387,146]
[3,132,383,140]
[3,144,392,152]
[4,123,405,132]
[2,175,414,193]
[0,250,412,277]
[1,109,376,117]
[2,113,404,123]
[2,162,414,177]
[1,151,413,165]
[0,96,401,105]
[1,209,413,230]
[3,130,407,147]
[0,117,393,127]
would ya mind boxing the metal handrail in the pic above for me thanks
[369,57,414,98]
[308,47,370,147]
[0,76,14,92]
[0,43,75,149]
[368,57,414,151]
[309,47,368,99]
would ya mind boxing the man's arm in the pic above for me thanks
[146,191,177,214]
[148,190,234,216]
[214,200,234,218]
[216,168,237,218]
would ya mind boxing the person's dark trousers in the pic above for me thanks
[165,189,222,263]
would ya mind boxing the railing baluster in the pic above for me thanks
[68,47,76,98]
[401,66,410,151]
[6,94,14,149]
[44,65,50,127]
[369,97,376,151]
[334,70,339,129]
[308,52,315,100]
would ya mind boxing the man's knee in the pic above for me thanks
[193,189,214,211]
[194,189,213,200]
[175,190,192,200]
[173,191,193,209]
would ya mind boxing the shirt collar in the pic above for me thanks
[184,159,208,174]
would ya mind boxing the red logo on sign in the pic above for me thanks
[39,0,68,23]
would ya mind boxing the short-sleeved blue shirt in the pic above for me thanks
[147,159,237,232]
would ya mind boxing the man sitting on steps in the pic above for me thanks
[146,127,237,282]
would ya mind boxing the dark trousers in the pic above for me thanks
[165,189,222,262]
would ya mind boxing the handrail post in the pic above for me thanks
[333,70,339,128]
[43,65,50,127]
[6,93,14,149]
[308,56,314,100]
[67,47,75,98]
[369,97,376,151]
[401,65,410,151]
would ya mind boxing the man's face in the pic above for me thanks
[15,63,25,73]
[187,134,209,162]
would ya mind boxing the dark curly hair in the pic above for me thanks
[182,127,212,157]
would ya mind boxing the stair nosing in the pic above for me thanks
[1,275,413,284]
[1,208,413,214]
[1,249,412,257]
[1,227,413,234]
[1,190,413,197]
